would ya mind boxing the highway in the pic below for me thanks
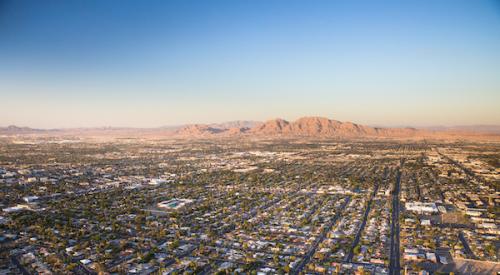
[388,160,403,275]
[458,232,477,260]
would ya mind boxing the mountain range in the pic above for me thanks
[175,117,421,137]
[1,117,499,140]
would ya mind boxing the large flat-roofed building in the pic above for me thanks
[405,202,438,213]
[23,196,39,203]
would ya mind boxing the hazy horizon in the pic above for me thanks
[2,117,500,131]
[1,0,500,128]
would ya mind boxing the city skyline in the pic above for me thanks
[1,0,500,128]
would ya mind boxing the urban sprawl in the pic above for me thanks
[0,138,499,274]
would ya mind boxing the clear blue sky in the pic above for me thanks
[1,0,499,128]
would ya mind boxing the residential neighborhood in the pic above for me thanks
[0,137,498,274]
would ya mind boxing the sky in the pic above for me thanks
[1,0,499,128]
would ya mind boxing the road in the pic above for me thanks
[10,256,31,275]
[458,232,477,260]
[346,182,379,262]
[291,196,351,275]
[437,150,496,190]
[389,160,403,275]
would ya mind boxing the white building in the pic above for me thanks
[23,196,39,203]
[405,202,438,213]
[3,204,31,213]
[149,178,166,185]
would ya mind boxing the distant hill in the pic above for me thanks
[175,124,227,136]
[174,120,258,136]
[0,125,51,135]
[209,120,260,129]
[422,125,500,134]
